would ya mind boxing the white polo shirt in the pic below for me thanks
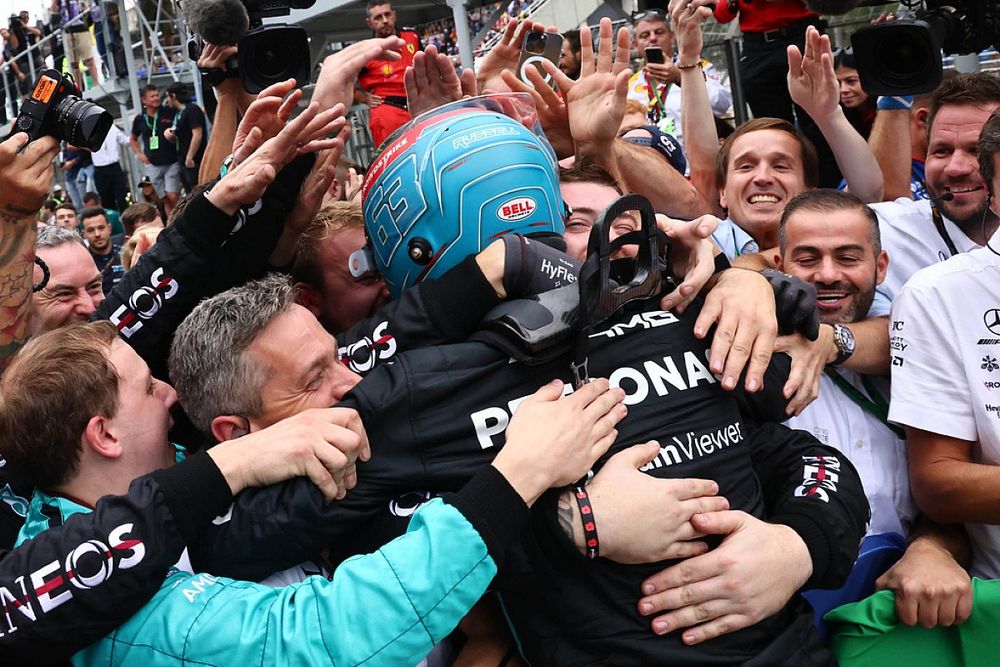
[788,371,915,538]
[871,197,980,305]
[888,242,1000,579]
[625,61,731,147]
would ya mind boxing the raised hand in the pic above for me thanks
[404,44,477,118]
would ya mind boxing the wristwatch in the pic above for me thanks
[829,323,856,367]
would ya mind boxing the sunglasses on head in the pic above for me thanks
[631,8,668,22]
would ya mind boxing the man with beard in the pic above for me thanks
[777,189,972,630]
[354,0,421,146]
[871,72,1000,309]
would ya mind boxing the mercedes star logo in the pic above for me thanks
[986,309,1000,336]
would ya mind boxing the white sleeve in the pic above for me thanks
[888,283,977,440]
[703,62,732,117]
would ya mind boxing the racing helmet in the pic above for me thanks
[358,94,565,298]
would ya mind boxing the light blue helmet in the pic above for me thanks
[358,94,565,298]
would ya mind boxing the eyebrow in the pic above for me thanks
[792,243,867,254]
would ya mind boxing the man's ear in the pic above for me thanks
[293,282,321,317]
[211,415,249,443]
[83,415,122,459]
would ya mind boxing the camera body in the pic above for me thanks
[851,0,1000,96]
[11,70,113,151]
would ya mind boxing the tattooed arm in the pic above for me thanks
[553,442,726,564]
[0,134,61,373]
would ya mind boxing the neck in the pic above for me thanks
[145,106,157,116]
[49,481,100,510]
[960,214,1000,247]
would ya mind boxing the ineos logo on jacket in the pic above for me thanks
[109,268,179,338]
[0,523,145,636]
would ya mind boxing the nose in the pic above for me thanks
[75,292,98,319]
[156,380,179,409]
[815,256,841,285]
[752,163,774,185]
[944,149,977,178]
[331,363,363,402]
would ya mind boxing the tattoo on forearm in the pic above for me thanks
[557,492,579,545]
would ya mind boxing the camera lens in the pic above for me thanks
[250,45,288,79]
[238,24,311,94]
[52,95,113,151]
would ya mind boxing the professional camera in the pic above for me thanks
[8,70,112,151]
[183,0,315,94]
[851,0,1000,96]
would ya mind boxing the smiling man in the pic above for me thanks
[871,72,1000,305]
[777,188,972,632]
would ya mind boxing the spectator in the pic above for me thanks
[354,0,422,147]
[28,224,103,336]
[130,84,181,217]
[778,189,971,629]
[53,201,79,229]
[714,0,819,123]
[163,82,207,192]
[559,29,581,79]
[80,206,124,294]
[49,0,99,86]
[1,27,28,115]
[90,122,131,212]
[121,224,161,269]
[60,143,88,209]
[120,201,162,237]
[625,7,731,146]
[834,48,876,139]
[83,191,125,236]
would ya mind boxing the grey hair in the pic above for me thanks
[36,225,86,249]
[168,273,296,435]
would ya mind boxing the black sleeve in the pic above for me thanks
[733,352,793,424]
[130,114,143,140]
[747,421,870,590]
[190,105,207,130]
[94,191,238,378]
[338,254,502,375]
[95,155,314,379]
[0,452,232,665]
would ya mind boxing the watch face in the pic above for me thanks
[838,324,856,354]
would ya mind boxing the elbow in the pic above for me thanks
[911,469,964,524]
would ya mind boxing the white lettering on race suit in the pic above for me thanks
[793,455,841,503]
[110,268,179,338]
[471,348,716,449]
[0,523,145,636]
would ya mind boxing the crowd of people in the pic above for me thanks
[1,0,999,665]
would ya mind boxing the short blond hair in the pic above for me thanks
[291,201,365,286]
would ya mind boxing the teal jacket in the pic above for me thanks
[18,488,503,666]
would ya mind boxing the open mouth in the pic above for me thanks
[947,185,984,196]
[748,194,780,204]
[816,291,850,309]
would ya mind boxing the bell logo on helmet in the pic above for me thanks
[499,197,537,222]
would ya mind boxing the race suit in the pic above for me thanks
[0,452,232,664]
[17,466,531,667]
[200,297,870,664]
[357,28,421,146]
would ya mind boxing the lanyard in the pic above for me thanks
[931,205,960,258]
[824,368,906,439]
[645,72,668,115]
[145,109,159,134]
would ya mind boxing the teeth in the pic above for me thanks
[749,195,779,203]
[951,187,979,193]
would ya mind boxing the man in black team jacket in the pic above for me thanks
[176,271,867,665]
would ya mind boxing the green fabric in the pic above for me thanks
[104,208,125,237]
[826,577,1000,667]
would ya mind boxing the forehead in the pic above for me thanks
[316,227,365,272]
[56,207,77,216]
[835,66,859,78]
[728,129,803,165]
[38,243,100,283]
[109,339,147,385]
[785,208,872,248]
[248,304,335,369]
[930,103,1000,142]
[368,3,393,16]
[84,215,108,227]
[635,19,668,35]
[561,180,620,213]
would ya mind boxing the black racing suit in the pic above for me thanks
[200,298,869,664]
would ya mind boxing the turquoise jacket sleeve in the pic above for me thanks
[51,498,497,667]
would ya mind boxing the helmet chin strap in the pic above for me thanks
[571,194,666,390]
